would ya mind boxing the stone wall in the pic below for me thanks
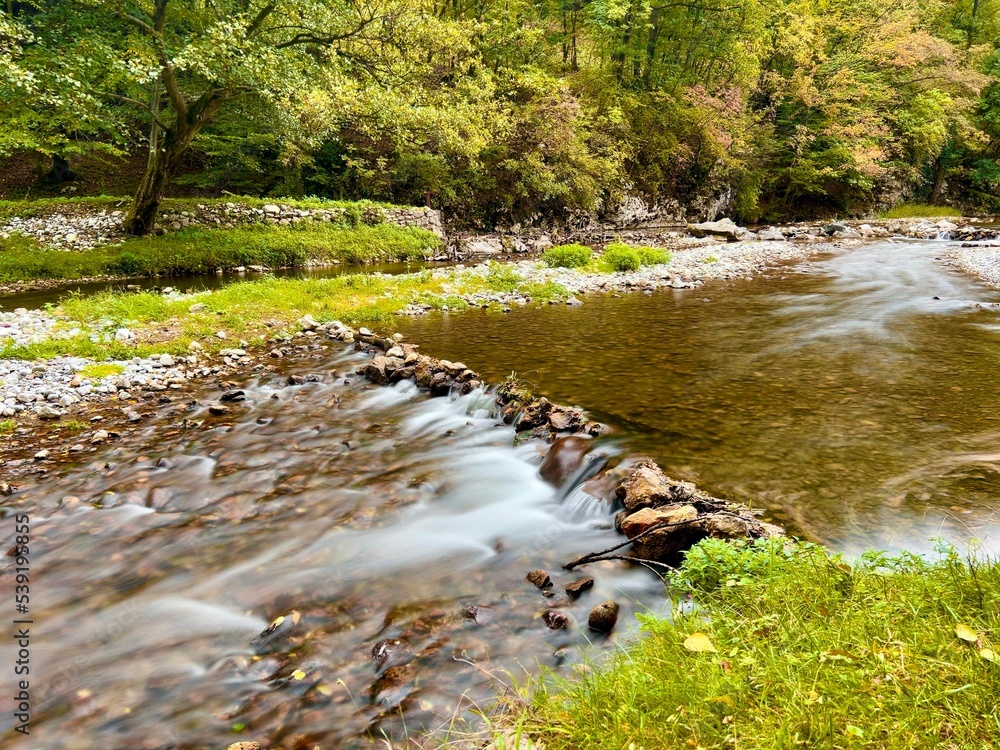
[1,202,446,251]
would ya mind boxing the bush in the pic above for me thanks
[636,246,671,265]
[541,244,592,268]
[601,244,640,272]
[485,262,523,292]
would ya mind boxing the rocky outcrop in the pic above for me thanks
[608,460,782,565]
[687,218,754,242]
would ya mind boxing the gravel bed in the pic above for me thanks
[943,244,1000,288]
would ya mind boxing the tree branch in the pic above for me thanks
[100,92,171,131]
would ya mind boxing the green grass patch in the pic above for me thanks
[78,363,125,380]
[881,204,963,219]
[541,244,592,268]
[0,419,15,435]
[519,538,1000,749]
[0,222,440,283]
[56,420,88,432]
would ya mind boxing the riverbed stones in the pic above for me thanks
[543,610,569,630]
[616,460,691,512]
[565,577,594,598]
[588,600,620,633]
[527,569,552,589]
[539,436,593,486]
[227,743,265,750]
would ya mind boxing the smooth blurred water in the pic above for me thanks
[400,240,1000,555]
[0,349,662,749]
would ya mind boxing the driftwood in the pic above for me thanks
[563,516,704,570]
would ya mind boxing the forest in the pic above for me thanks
[2,0,1000,227]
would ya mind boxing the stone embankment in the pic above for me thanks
[454,216,999,258]
[1,202,445,250]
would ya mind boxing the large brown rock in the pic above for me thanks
[615,460,695,512]
[539,436,593,487]
[620,505,698,539]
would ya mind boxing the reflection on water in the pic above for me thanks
[399,240,1000,555]
[0,351,665,748]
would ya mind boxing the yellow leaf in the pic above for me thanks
[705,695,734,707]
[292,669,306,680]
[316,684,332,695]
[981,648,996,662]
[684,632,717,652]
[956,624,979,642]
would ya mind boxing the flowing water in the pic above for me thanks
[5,238,1000,748]
[0,350,662,749]
[399,240,1000,555]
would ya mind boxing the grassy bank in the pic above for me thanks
[0,262,569,360]
[0,221,440,283]
[513,538,1000,749]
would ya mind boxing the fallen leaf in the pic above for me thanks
[292,669,306,680]
[980,648,996,662]
[956,624,979,642]
[684,632,717,652]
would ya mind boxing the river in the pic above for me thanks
[4,238,1000,748]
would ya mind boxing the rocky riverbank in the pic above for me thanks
[943,242,1000,288]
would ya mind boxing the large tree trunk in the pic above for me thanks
[124,147,176,235]
[930,156,946,206]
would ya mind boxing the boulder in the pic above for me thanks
[687,218,751,242]
[615,460,695,512]
[756,227,786,242]
[547,404,582,432]
[822,222,848,236]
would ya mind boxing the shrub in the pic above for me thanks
[601,243,641,272]
[541,244,592,268]
[636,246,671,265]
[485,262,523,292]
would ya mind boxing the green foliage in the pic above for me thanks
[0,222,439,283]
[485,263,524,292]
[521,538,1000,749]
[78,363,125,381]
[541,244,593,268]
[601,243,672,272]
[601,244,640,272]
[0,419,15,436]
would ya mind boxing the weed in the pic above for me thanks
[78,363,125,380]
[0,419,15,435]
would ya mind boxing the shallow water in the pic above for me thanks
[399,240,1000,555]
[0,350,663,749]
[0,260,445,311]
[6,238,1000,748]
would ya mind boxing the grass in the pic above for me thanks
[881,204,964,219]
[0,419,15,435]
[0,263,572,360]
[516,537,1000,749]
[78,363,124,380]
[0,222,440,283]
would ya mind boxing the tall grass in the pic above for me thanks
[518,538,1000,749]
